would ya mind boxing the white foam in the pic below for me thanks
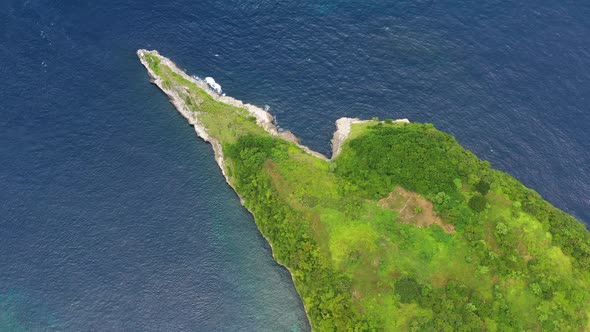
[204,77,222,94]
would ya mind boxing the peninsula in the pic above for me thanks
[137,50,590,331]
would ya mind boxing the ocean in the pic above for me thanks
[1,0,589,330]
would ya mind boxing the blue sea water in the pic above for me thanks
[1,0,589,330]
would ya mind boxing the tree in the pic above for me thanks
[475,180,490,195]
[434,192,450,205]
[468,194,487,212]
[395,277,421,303]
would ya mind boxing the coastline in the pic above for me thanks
[331,117,409,158]
[135,49,590,330]
[137,50,409,162]
[137,49,315,326]
[136,49,407,329]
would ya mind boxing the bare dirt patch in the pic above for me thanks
[378,187,455,233]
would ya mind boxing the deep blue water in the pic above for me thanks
[1,0,589,330]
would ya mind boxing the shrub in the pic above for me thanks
[395,277,421,303]
[495,222,509,236]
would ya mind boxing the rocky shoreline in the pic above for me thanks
[137,49,316,325]
[137,49,409,329]
[137,49,409,163]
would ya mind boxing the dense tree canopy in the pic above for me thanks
[223,124,590,331]
[144,53,590,331]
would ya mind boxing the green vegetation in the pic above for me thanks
[141,51,590,331]
[468,194,487,213]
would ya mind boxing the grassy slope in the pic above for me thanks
[142,53,590,331]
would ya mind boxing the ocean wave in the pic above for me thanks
[204,77,222,94]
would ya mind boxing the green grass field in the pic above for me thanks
[141,51,590,331]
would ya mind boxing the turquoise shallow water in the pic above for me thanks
[1,0,589,330]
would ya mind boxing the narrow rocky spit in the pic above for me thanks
[136,49,409,165]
